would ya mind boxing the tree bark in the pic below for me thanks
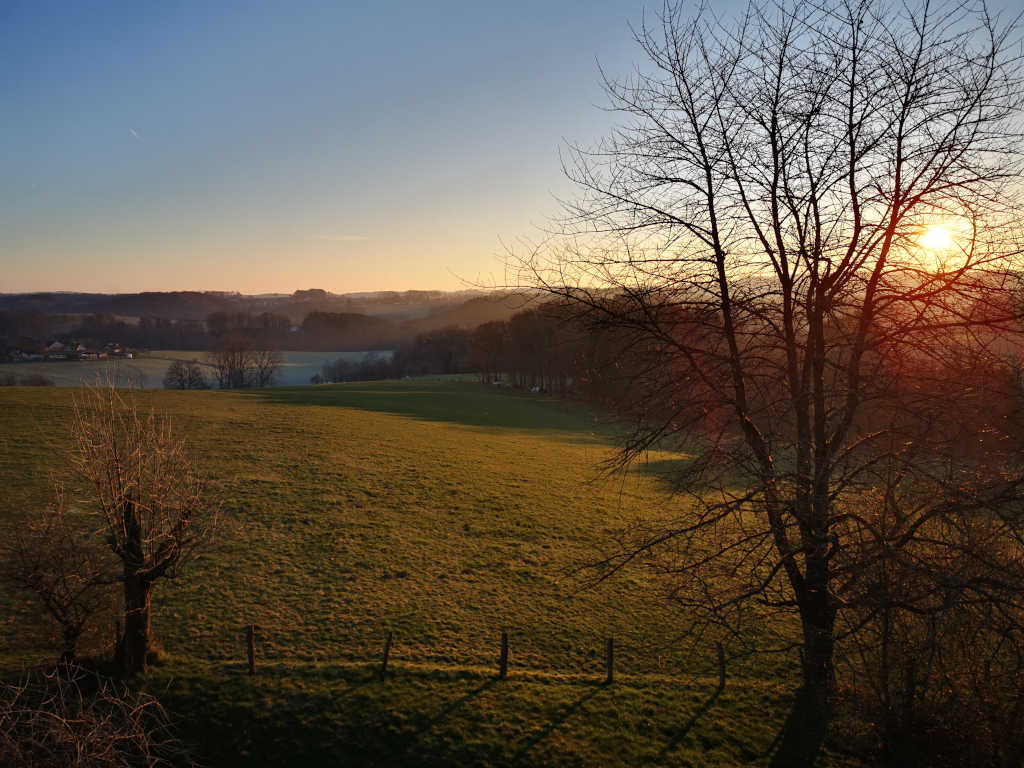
[120,573,152,677]
[59,626,80,668]
[773,556,836,767]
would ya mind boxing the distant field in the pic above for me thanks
[0,349,390,388]
[0,381,847,767]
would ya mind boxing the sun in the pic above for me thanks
[919,224,955,252]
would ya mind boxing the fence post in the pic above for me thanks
[605,637,614,684]
[716,641,726,691]
[246,624,255,675]
[380,631,394,679]
[499,631,509,678]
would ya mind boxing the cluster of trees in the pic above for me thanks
[81,313,208,350]
[467,308,585,393]
[162,359,208,390]
[0,310,52,352]
[315,328,475,382]
[1,311,207,355]
[311,308,591,388]
[206,310,292,347]
[315,352,394,383]
[163,334,282,390]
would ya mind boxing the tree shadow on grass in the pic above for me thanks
[629,455,757,497]
[656,673,726,761]
[511,685,604,763]
[390,677,498,760]
[629,457,694,493]
[241,381,616,438]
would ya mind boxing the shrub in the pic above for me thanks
[0,665,193,767]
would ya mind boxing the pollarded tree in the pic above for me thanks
[521,0,1024,762]
[71,384,215,677]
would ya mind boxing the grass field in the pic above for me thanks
[0,349,389,388]
[0,381,851,766]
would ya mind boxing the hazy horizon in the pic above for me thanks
[0,286,504,297]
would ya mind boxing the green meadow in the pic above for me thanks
[0,381,851,767]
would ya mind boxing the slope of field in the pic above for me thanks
[0,381,848,767]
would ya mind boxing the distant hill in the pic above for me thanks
[0,291,247,319]
[404,291,538,334]
[0,289,527,325]
[0,289,541,352]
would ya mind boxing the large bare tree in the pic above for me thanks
[71,384,214,677]
[521,0,1024,762]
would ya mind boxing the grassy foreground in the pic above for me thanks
[0,381,849,766]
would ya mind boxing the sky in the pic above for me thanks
[3,1,1018,295]
[0,0,663,294]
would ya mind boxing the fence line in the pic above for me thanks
[239,624,727,687]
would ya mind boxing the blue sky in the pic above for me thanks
[1,0,655,293]
[3,0,1017,294]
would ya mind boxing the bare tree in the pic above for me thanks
[4,497,118,666]
[520,0,1024,762]
[207,331,252,389]
[71,384,215,677]
[163,359,208,390]
[250,347,283,387]
[207,332,281,388]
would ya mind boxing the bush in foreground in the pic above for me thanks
[0,665,193,767]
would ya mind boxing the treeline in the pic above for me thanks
[1,291,530,358]
[315,304,597,391]
[0,309,391,356]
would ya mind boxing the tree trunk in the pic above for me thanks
[58,626,81,675]
[59,626,80,668]
[120,574,152,677]
[773,564,836,767]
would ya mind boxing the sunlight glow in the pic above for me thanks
[919,224,955,251]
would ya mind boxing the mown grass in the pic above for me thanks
[0,380,850,766]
